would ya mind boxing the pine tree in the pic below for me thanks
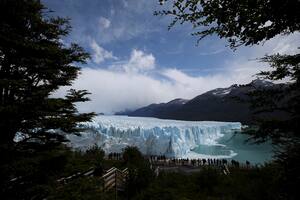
[0,0,95,149]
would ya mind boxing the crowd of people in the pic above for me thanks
[148,155,251,168]
[106,152,252,168]
[107,152,123,160]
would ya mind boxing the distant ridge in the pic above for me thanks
[116,79,283,124]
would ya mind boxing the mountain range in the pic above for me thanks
[115,79,279,124]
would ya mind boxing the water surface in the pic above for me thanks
[192,132,273,164]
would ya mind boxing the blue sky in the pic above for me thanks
[43,0,300,113]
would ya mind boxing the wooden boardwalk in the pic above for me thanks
[102,167,128,192]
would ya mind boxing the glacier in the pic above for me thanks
[67,115,241,158]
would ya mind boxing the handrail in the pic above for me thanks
[101,167,129,192]
[106,167,117,173]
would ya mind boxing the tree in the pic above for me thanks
[123,146,154,198]
[156,0,300,198]
[0,0,95,149]
[85,145,105,176]
[156,0,300,48]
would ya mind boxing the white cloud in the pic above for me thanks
[90,39,117,64]
[58,44,274,114]
[123,49,155,73]
[61,56,263,114]
[92,1,160,44]
[58,33,299,114]
[237,32,300,57]
[70,68,174,114]
[270,33,300,55]
[198,49,226,56]
[98,17,111,29]
[69,63,260,114]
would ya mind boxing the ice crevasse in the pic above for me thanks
[68,115,241,158]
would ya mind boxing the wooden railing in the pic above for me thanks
[57,167,95,184]
[56,166,129,191]
[101,167,128,192]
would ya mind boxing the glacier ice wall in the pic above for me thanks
[67,115,241,158]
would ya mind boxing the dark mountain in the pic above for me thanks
[116,98,188,118]
[116,79,280,123]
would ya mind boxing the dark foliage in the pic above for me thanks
[0,0,95,149]
[122,146,155,198]
[156,0,300,198]
[136,165,282,200]
[155,0,300,48]
[1,145,107,200]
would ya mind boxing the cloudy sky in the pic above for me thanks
[43,0,300,114]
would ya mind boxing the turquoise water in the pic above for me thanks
[192,133,274,164]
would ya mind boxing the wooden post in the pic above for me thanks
[115,170,117,200]
[103,178,105,192]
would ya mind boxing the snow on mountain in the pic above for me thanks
[67,115,241,158]
[117,79,280,123]
[212,88,232,96]
[167,98,188,105]
[250,79,274,87]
